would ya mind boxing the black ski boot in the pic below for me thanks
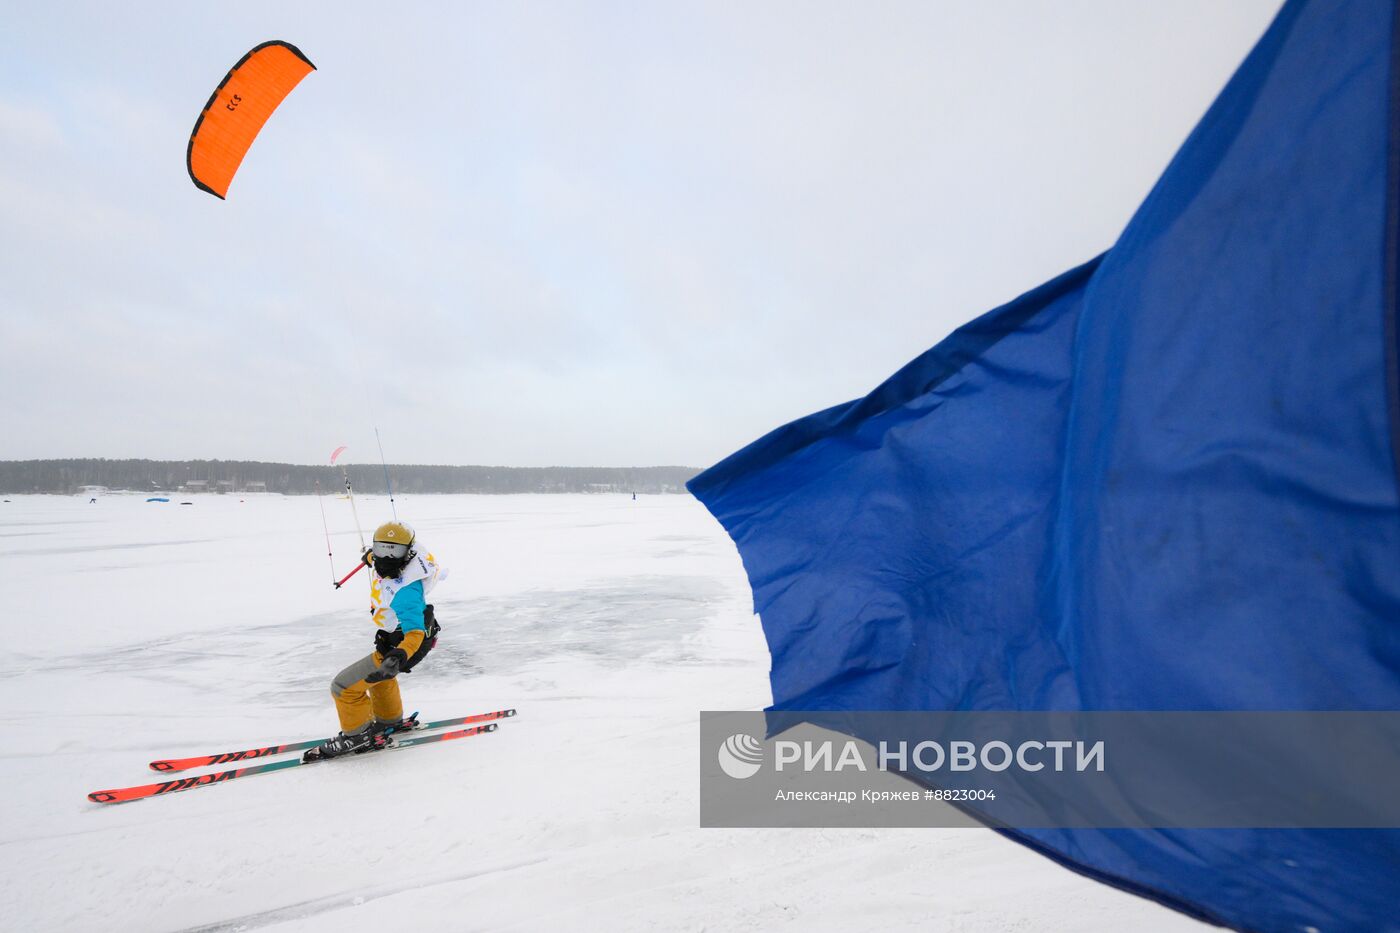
[303,729,388,763]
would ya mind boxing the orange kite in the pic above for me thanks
[186,41,315,199]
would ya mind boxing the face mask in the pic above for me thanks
[374,554,409,578]
[371,538,410,579]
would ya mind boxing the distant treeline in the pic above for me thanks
[0,459,700,495]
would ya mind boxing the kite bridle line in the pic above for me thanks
[340,461,367,553]
[314,479,337,587]
[331,463,369,589]
[318,445,370,589]
[374,425,397,520]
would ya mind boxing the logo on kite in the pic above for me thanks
[187,41,315,199]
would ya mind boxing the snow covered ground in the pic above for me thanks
[1,492,1209,932]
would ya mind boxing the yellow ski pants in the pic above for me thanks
[330,651,403,733]
[331,629,428,733]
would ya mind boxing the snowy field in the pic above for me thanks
[1,492,1207,932]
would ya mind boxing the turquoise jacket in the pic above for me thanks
[388,579,427,633]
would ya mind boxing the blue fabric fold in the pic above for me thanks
[689,1,1400,929]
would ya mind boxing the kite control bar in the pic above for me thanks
[334,558,366,589]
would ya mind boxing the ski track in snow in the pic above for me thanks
[0,493,1212,932]
[179,857,549,933]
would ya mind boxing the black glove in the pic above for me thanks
[374,628,404,655]
[365,650,406,684]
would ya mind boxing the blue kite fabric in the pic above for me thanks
[688,0,1400,930]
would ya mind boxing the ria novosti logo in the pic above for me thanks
[718,733,764,779]
[716,731,1106,780]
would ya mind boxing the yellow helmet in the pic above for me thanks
[371,521,415,563]
[373,520,415,547]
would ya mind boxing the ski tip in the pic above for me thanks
[485,723,499,732]
[88,791,119,804]
[501,708,517,718]
[149,761,176,772]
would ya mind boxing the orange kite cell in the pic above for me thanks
[186,41,315,199]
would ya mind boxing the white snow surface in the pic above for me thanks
[0,493,1209,932]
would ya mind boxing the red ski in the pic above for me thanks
[89,723,499,805]
[148,708,517,772]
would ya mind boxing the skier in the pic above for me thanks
[308,520,444,760]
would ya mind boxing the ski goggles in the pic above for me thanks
[371,540,410,560]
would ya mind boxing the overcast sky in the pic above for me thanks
[1,1,1283,468]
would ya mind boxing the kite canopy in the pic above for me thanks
[329,445,347,465]
[186,41,315,199]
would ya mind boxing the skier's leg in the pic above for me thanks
[368,675,404,724]
[330,653,382,734]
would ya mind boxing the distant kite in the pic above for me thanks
[330,445,348,465]
[186,41,315,199]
